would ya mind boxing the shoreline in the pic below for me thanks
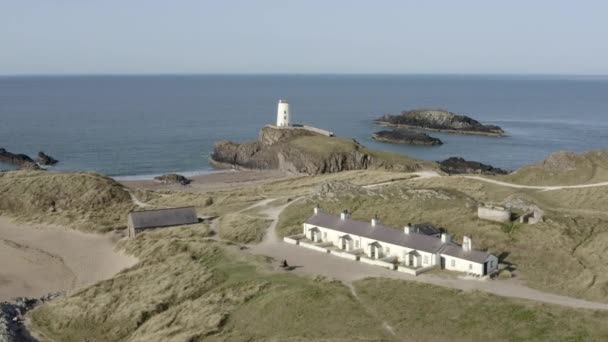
[373,121,507,137]
[120,169,295,193]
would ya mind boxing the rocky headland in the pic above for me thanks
[0,148,59,170]
[0,148,40,170]
[210,125,433,175]
[439,157,509,175]
[372,129,443,145]
[375,109,505,136]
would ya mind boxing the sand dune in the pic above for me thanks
[0,217,138,301]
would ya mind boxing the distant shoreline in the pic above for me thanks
[373,121,507,137]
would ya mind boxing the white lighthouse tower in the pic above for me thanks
[276,99,291,127]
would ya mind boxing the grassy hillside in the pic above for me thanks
[30,225,608,341]
[0,170,133,232]
[277,176,608,303]
[218,212,272,244]
[503,150,608,185]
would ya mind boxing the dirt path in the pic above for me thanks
[462,175,608,191]
[247,198,608,311]
[127,190,151,208]
[0,217,138,301]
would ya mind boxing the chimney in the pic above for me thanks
[313,204,319,215]
[340,210,350,220]
[404,223,411,235]
[463,236,472,252]
[371,214,379,227]
[441,233,450,243]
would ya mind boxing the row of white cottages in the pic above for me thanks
[287,207,498,277]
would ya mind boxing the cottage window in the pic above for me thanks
[385,247,390,254]
[355,240,359,248]
[423,255,429,264]
[451,259,456,267]
[469,264,473,270]
[323,232,327,240]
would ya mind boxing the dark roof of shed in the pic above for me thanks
[439,244,492,263]
[305,212,445,254]
[129,206,198,230]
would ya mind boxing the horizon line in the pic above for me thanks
[1,72,608,78]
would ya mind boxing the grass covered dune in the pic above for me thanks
[29,226,608,342]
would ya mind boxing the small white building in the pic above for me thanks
[276,99,290,127]
[296,207,498,277]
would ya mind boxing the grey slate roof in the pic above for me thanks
[129,207,198,230]
[439,244,492,263]
[305,212,446,254]
[305,211,494,264]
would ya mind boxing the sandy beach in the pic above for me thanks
[120,169,294,192]
[0,217,138,301]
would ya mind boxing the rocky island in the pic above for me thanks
[375,109,505,136]
[210,125,432,175]
[372,129,443,145]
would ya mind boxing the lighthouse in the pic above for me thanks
[276,99,290,127]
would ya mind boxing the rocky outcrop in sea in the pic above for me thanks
[372,129,443,145]
[36,152,58,166]
[375,109,504,136]
[439,157,509,175]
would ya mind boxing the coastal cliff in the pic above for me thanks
[211,126,434,174]
[375,109,504,136]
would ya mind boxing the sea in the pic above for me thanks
[1,74,607,179]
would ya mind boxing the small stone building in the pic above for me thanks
[127,207,198,238]
[477,205,511,223]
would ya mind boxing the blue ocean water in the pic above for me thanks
[1,75,607,178]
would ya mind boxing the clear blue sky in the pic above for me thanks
[1,0,607,75]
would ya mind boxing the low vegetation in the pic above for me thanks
[503,149,608,185]
[355,278,608,341]
[30,226,389,341]
[0,170,133,232]
[218,212,272,244]
[277,175,608,302]
[29,225,608,341]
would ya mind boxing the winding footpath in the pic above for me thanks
[462,175,608,191]
[248,193,608,311]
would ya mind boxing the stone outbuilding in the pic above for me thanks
[127,207,198,238]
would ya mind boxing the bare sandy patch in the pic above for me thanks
[0,217,138,301]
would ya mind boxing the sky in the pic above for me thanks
[1,1,607,75]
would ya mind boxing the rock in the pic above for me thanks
[439,157,509,175]
[372,129,443,145]
[1,292,63,341]
[0,148,40,170]
[153,173,192,185]
[375,109,504,136]
[36,151,59,166]
[210,126,429,175]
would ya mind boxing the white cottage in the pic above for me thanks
[298,207,498,277]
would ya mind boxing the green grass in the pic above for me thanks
[29,224,608,341]
[30,226,390,341]
[354,278,608,341]
[276,175,608,303]
[218,212,272,244]
[0,170,134,232]
[502,149,608,186]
